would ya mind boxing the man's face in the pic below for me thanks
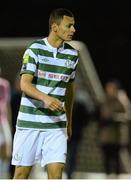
[105,83,118,97]
[55,15,76,41]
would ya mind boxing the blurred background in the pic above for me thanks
[1,0,131,95]
[1,0,131,179]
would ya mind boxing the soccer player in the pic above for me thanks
[11,8,79,179]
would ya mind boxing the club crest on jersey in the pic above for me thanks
[65,59,74,68]
[14,153,22,161]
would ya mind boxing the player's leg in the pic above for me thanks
[42,130,67,179]
[13,166,32,179]
[47,163,65,179]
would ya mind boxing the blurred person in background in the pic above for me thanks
[0,67,12,178]
[9,73,22,178]
[98,79,131,178]
[11,8,79,179]
[10,73,22,138]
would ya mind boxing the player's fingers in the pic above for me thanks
[50,103,64,112]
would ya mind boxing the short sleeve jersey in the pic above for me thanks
[17,37,79,130]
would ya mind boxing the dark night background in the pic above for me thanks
[1,0,131,97]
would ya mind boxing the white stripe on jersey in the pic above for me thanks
[26,63,36,72]
[21,97,43,108]
[18,112,66,123]
[38,55,76,69]
[36,85,66,96]
[30,42,78,56]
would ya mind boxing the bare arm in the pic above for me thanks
[65,81,75,140]
[20,74,63,112]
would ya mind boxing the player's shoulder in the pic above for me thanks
[27,38,46,49]
[64,42,75,50]
[64,42,79,55]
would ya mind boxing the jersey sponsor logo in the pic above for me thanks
[38,70,68,81]
[42,58,49,62]
[38,70,46,78]
[39,58,49,64]
[48,73,68,81]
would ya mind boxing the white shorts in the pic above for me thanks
[11,128,67,167]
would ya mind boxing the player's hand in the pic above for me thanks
[43,95,65,112]
[0,144,12,159]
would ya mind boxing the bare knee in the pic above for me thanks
[13,166,32,179]
[47,163,65,179]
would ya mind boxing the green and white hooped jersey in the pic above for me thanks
[17,37,79,130]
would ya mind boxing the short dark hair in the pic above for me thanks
[49,8,74,30]
[106,78,122,89]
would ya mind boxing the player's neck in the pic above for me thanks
[47,33,64,48]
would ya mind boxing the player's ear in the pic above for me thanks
[52,23,58,32]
